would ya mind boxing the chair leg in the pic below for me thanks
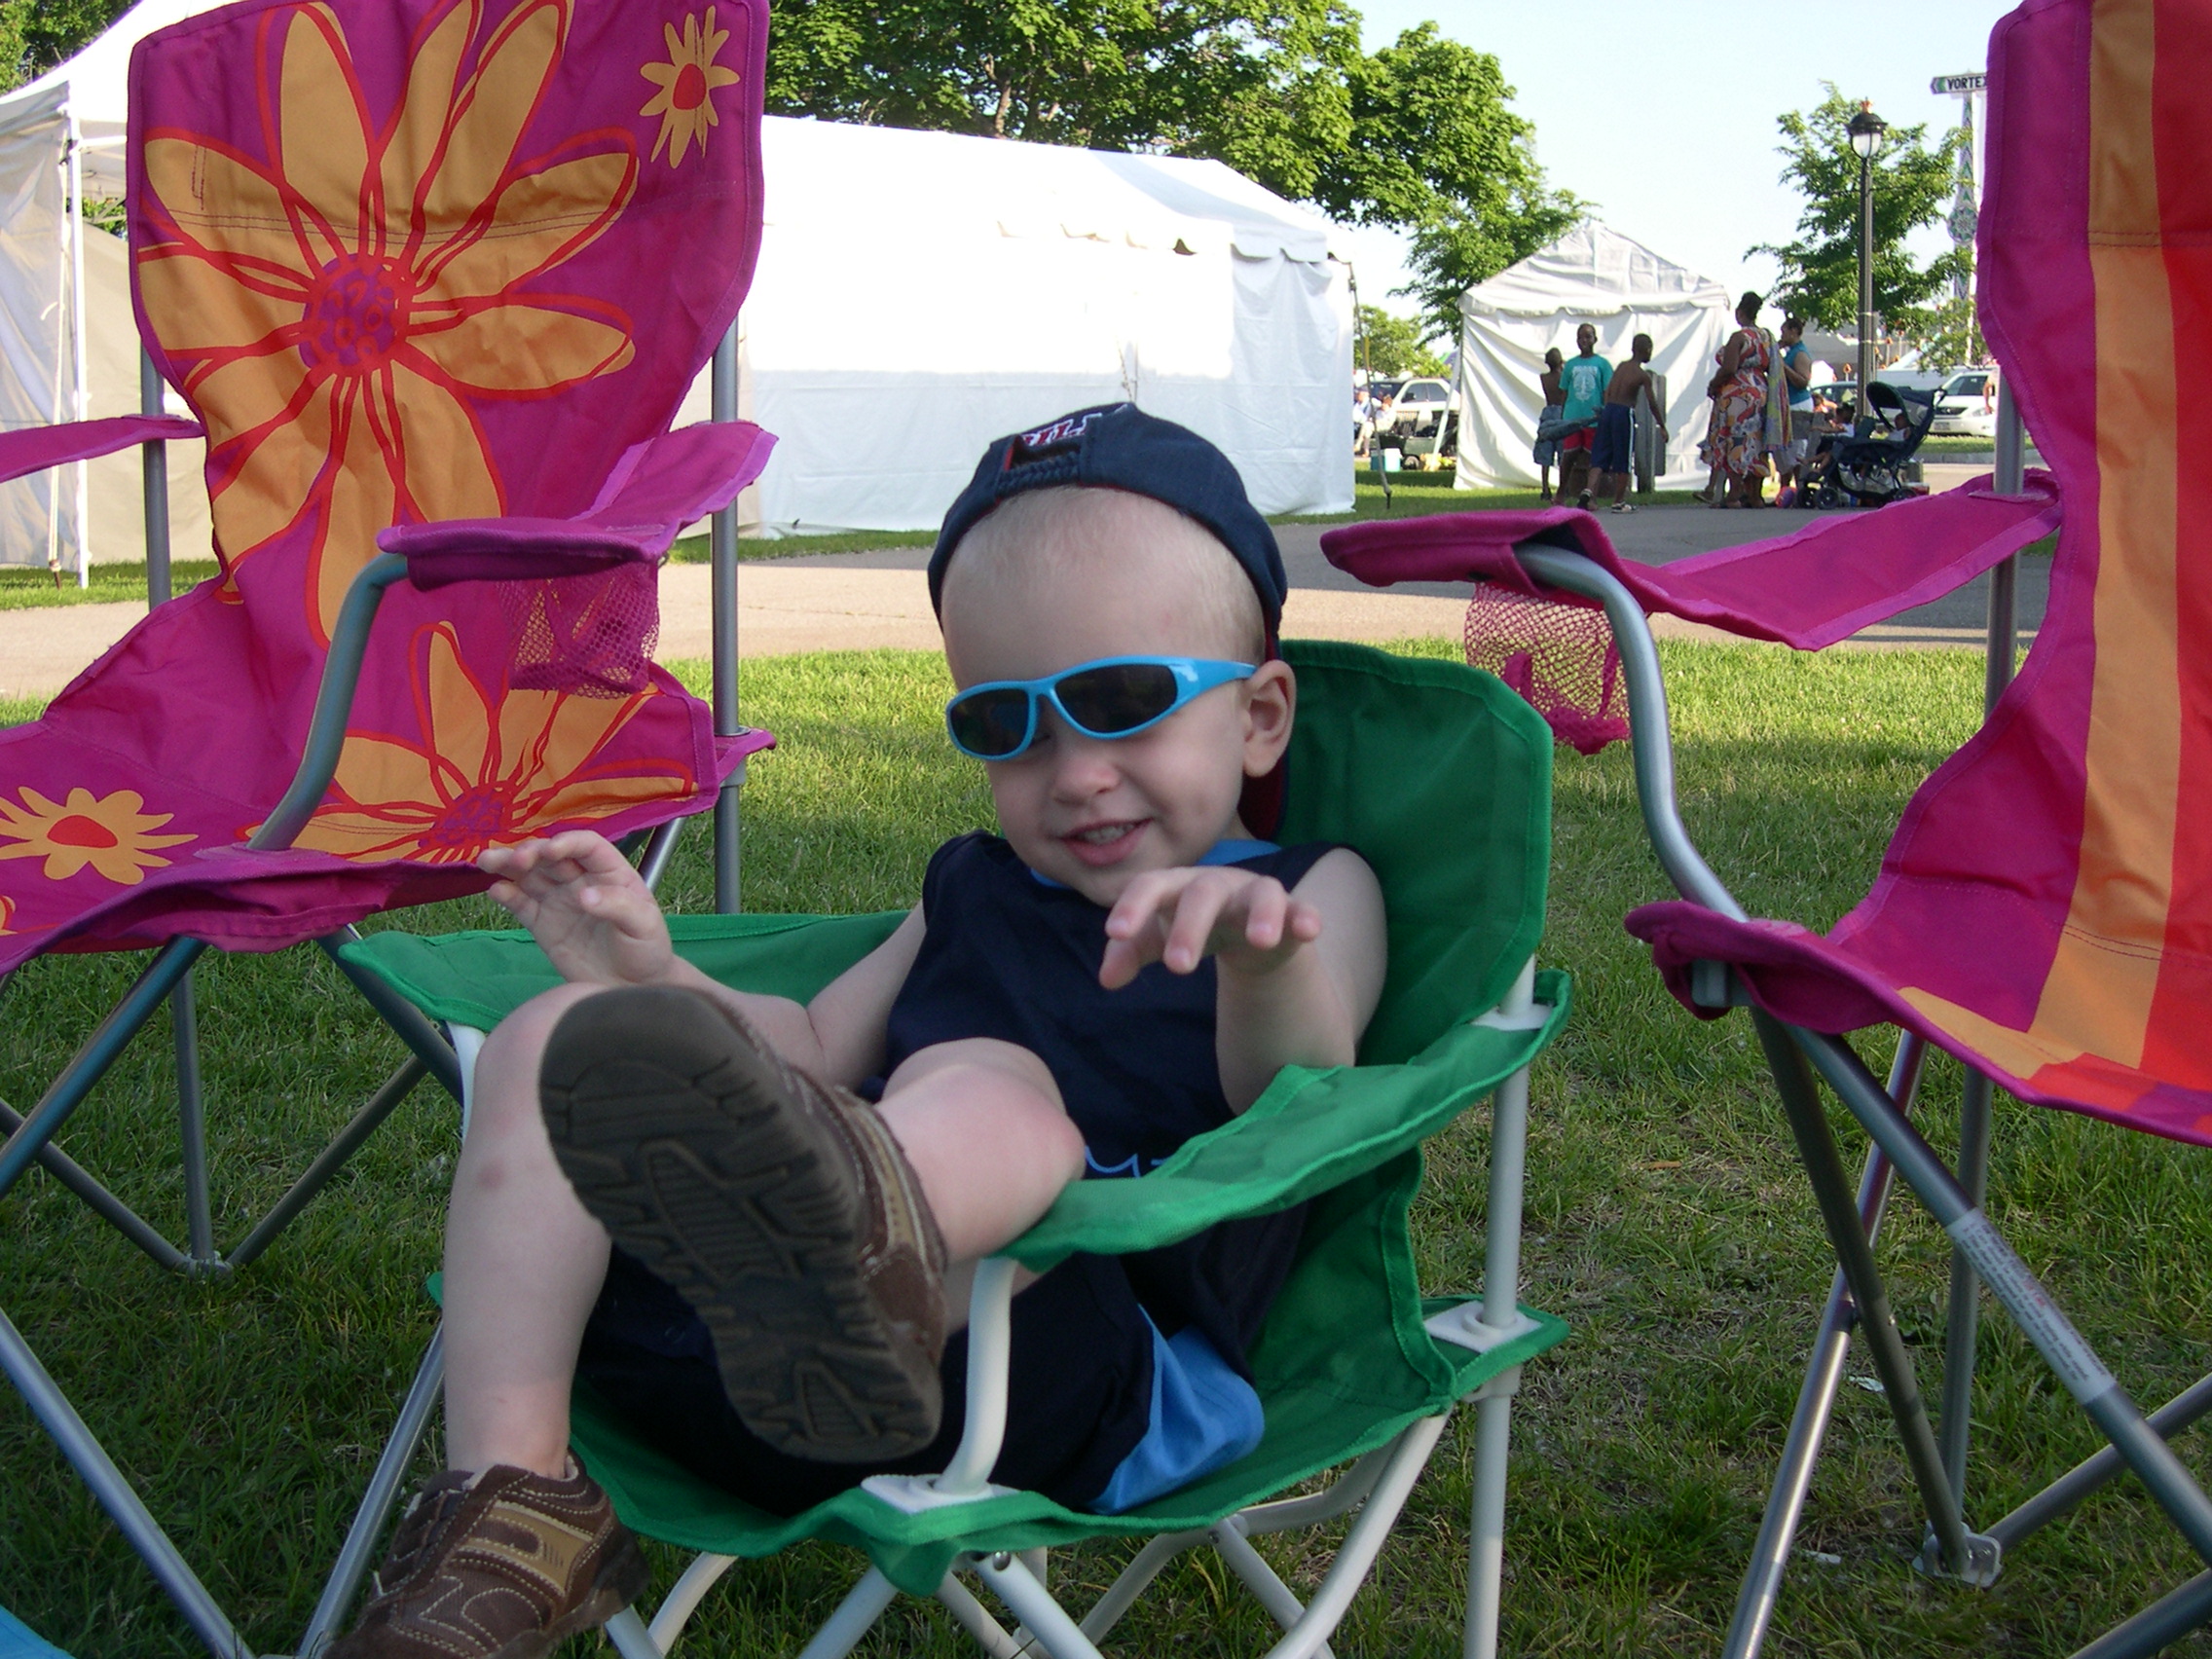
[935,1571,1026,1658]
[0,1301,245,1659]
[297,1325,446,1658]
[975,1555,1106,1659]
[0,1095,186,1272]
[1751,1012,1986,1581]
[1723,1034,1923,1658]
[1937,1065,1996,1507]
[224,1056,428,1272]
[171,973,216,1271]
[1790,1024,2212,1569]
[645,1553,740,1653]
[1462,1370,1519,1659]
[793,1567,900,1659]
[2071,1570,2212,1659]
[1989,1373,2212,1550]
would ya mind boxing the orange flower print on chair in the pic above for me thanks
[640,10,742,166]
[280,622,696,864]
[135,0,641,643]
[0,789,196,886]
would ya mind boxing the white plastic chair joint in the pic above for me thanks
[860,1471,1017,1514]
[1424,1300,1542,1356]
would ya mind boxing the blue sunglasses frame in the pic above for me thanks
[943,655,1256,760]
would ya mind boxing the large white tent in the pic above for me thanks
[679,117,1352,531]
[1,4,1351,566]
[1454,221,1731,492]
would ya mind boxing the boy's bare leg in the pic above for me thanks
[442,996,1081,1477]
[443,981,609,1479]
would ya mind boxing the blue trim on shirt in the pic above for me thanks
[1090,1317,1267,1514]
[1030,837,1281,889]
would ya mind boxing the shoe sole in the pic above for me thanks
[541,986,941,1463]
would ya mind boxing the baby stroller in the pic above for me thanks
[1803,382,1936,508]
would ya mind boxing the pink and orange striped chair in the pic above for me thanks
[1325,0,2212,1652]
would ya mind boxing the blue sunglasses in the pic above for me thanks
[944,655,1255,760]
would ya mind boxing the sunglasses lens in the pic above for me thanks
[1054,662,1181,735]
[946,687,1033,756]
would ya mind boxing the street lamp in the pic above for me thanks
[1847,101,1887,419]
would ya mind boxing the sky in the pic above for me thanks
[1336,0,2017,327]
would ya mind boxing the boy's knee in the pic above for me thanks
[470,981,605,1135]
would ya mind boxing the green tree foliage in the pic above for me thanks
[764,0,1361,201]
[2,0,128,89]
[767,6,1577,338]
[1313,24,1578,336]
[1752,88,1968,337]
[1354,304,1446,377]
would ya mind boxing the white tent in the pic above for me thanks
[1453,221,1731,491]
[679,118,1353,531]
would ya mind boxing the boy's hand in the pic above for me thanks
[1098,866,1323,990]
[479,830,676,987]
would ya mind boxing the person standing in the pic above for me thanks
[1532,348,1566,501]
[1697,292,1774,507]
[1556,323,1611,507]
[1591,334,1668,513]
[1771,316,1816,500]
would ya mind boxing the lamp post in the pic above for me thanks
[1847,102,1887,417]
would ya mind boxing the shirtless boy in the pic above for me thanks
[1591,333,1668,513]
[332,404,1388,1659]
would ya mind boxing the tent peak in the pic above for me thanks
[1460,219,1730,319]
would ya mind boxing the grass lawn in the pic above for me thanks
[3,642,2206,1657]
[0,560,222,612]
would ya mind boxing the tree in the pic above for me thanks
[767,8,1577,340]
[764,0,1361,199]
[2,0,128,89]
[1355,305,1446,378]
[1751,88,1967,339]
[1312,24,1579,337]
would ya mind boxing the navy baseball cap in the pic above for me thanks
[928,404,1288,632]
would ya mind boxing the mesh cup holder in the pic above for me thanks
[1462,580,1629,755]
[500,560,662,697]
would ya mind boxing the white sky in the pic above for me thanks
[1334,0,2016,328]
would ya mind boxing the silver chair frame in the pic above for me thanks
[0,333,752,1658]
[1516,389,2212,1659]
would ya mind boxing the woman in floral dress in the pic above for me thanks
[1697,292,1774,506]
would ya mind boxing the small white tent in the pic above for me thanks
[680,118,1353,531]
[1453,221,1731,491]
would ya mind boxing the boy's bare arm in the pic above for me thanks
[480,830,919,1086]
[1099,849,1387,1112]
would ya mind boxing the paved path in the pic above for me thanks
[0,468,2047,698]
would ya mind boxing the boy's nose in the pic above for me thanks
[1042,719,1122,797]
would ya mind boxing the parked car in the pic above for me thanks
[1930,367,2000,437]
[1381,376,1455,437]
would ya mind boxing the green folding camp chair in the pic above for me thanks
[335,639,1570,1657]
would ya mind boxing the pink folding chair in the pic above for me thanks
[1325,1,2212,1652]
[0,0,771,1648]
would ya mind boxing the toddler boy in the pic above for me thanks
[335,405,1387,1658]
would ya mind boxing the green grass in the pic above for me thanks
[3,644,2208,1657]
[0,560,222,611]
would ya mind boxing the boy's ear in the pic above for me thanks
[1241,659,1296,776]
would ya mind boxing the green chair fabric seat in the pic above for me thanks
[339,640,1572,1654]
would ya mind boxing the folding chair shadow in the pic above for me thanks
[1322,3,2212,1653]
[337,640,1572,1658]
[1,0,774,1650]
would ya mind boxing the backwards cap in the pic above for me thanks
[928,403,1287,630]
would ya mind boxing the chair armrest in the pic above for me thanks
[379,420,777,588]
[1002,973,1571,1272]
[0,414,203,489]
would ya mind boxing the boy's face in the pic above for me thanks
[940,495,1293,907]
[1576,325,1597,355]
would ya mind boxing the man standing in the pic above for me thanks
[1591,333,1668,513]
[1556,322,1611,507]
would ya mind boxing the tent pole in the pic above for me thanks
[67,112,90,587]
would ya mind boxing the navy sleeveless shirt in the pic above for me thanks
[882,832,1340,1177]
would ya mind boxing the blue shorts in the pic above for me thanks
[1593,402,1634,472]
